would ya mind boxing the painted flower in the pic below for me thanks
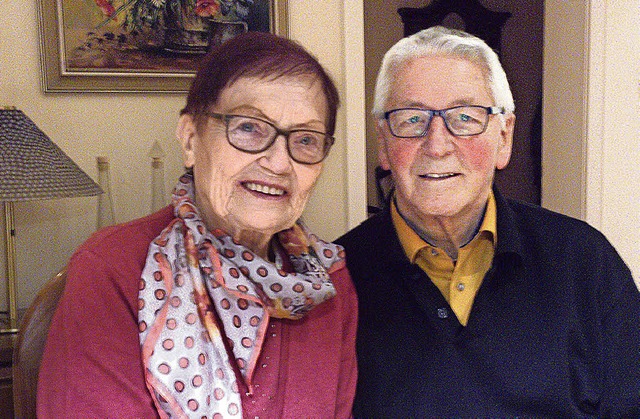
[93,0,254,32]
[195,0,221,17]
[95,0,116,17]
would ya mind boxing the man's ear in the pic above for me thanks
[376,121,391,170]
[177,114,198,168]
[496,113,515,170]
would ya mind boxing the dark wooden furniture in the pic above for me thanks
[0,333,16,419]
[12,269,67,419]
[397,0,511,55]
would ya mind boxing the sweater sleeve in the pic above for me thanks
[333,266,359,418]
[37,248,159,418]
[598,244,640,416]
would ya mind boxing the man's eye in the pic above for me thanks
[239,122,258,132]
[459,113,471,122]
[299,136,313,145]
[407,115,422,124]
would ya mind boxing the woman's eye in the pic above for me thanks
[296,134,320,147]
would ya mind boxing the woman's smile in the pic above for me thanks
[242,180,287,197]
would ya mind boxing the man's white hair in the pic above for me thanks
[372,26,515,119]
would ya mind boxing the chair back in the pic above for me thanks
[12,269,67,419]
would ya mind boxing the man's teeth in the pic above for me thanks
[245,182,285,196]
[424,173,456,179]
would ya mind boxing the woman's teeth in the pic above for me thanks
[245,182,285,196]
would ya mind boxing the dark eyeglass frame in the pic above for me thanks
[204,112,335,165]
[383,105,505,138]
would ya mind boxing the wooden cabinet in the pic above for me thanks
[0,334,16,419]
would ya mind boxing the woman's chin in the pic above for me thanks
[229,214,297,236]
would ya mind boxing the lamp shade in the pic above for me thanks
[0,107,102,202]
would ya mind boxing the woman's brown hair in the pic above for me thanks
[182,31,339,135]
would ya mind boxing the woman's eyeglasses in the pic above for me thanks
[205,112,335,165]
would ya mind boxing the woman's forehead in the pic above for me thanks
[214,76,329,128]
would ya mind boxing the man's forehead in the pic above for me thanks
[388,57,493,108]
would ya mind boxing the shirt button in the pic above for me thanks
[437,307,449,319]
[457,282,465,291]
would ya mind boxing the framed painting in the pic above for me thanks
[38,0,289,93]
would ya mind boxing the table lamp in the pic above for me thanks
[0,106,102,333]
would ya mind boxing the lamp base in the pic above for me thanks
[2,202,18,334]
[0,317,18,334]
[0,308,22,334]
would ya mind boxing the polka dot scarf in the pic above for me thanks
[138,172,344,418]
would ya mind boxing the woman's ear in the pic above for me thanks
[176,114,198,168]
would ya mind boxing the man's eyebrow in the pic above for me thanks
[390,97,479,110]
[449,98,477,106]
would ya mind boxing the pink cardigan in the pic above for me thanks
[38,207,357,418]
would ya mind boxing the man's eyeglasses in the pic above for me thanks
[205,112,335,165]
[383,106,505,138]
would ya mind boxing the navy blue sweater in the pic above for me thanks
[336,189,640,418]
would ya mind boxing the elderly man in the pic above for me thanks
[337,26,640,417]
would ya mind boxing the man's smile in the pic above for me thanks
[419,172,460,179]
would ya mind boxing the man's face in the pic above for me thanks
[378,55,514,230]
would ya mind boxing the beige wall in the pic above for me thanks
[543,1,640,284]
[0,0,366,310]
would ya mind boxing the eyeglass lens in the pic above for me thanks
[226,115,331,164]
[387,106,491,137]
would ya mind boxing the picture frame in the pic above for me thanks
[37,0,289,93]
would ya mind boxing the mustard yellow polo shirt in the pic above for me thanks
[392,193,497,326]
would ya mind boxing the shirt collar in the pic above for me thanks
[391,192,498,263]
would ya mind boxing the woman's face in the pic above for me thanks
[178,75,328,240]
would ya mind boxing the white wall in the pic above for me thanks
[543,1,640,285]
[0,0,366,311]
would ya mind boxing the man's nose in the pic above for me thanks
[421,115,455,157]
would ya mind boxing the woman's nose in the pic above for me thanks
[260,134,293,173]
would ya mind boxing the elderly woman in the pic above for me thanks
[38,32,357,418]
